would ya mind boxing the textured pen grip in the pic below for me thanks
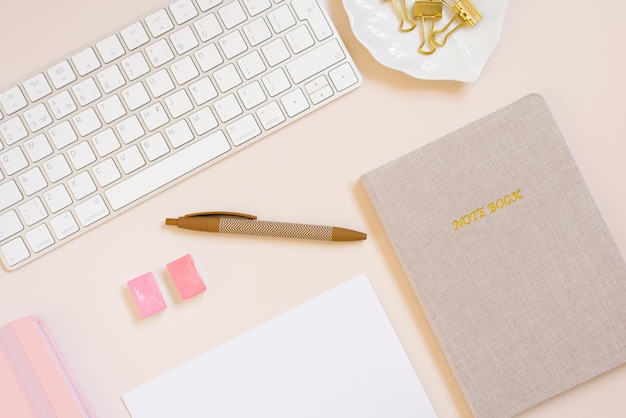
[218,219,333,240]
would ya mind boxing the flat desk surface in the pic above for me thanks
[1,1,625,417]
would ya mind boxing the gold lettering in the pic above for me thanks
[456,190,523,229]
[453,207,485,230]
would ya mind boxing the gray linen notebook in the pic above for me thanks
[361,94,626,418]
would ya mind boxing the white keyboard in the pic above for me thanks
[0,0,361,270]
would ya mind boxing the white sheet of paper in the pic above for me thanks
[123,274,437,418]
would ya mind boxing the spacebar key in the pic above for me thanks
[105,131,231,211]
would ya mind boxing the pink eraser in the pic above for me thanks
[166,254,206,300]
[128,272,167,318]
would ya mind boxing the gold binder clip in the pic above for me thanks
[384,0,417,32]
[413,0,443,55]
[432,0,482,47]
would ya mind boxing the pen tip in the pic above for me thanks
[165,218,178,226]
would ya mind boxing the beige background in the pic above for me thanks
[1,0,625,417]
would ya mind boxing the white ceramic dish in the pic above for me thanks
[342,0,508,82]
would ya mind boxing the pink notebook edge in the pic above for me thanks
[0,316,94,417]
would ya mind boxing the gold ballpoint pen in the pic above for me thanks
[165,212,367,241]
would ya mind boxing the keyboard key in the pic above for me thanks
[280,88,310,117]
[67,171,97,200]
[140,102,170,131]
[140,132,170,161]
[74,195,109,227]
[146,39,175,68]
[48,120,78,149]
[117,145,146,174]
[214,64,243,92]
[238,80,267,109]
[242,0,271,16]
[189,77,218,105]
[243,18,272,46]
[145,9,174,37]
[23,73,52,102]
[170,26,199,55]
[262,68,290,97]
[194,44,224,72]
[121,52,150,81]
[91,128,121,157]
[237,51,266,79]
[24,104,53,133]
[0,86,28,116]
[261,38,290,66]
[96,65,126,93]
[72,47,102,76]
[73,78,102,106]
[73,108,102,137]
[48,90,77,120]
[267,5,296,33]
[96,34,126,64]
[285,39,344,83]
[105,130,231,210]
[189,107,219,135]
[193,13,223,42]
[146,69,175,98]
[50,211,79,240]
[256,101,285,130]
[0,146,29,176]
[329,62,359,91]
[18,167,47,196]
[218,30,248,59]
[170,56,200,85]
[226,114,261,145]
[116,115,145,144]
[214,94,242,122]
[19,197,48,226]
[305,75,334,104]
[120,21,150,51]
[67,141,97,170]
[121,83,150,111]
[285,25,315,54]
[196,0,223,11]
[43,184,72,213]
[169,0,198,24]
[25,224,54,253]
[291,0,332,40]
[23,134,53,162]
[165,120,194,148]
[164,90,193,118]
[0,117,28,145]
[0,237,30,267]
[43,154,72,183]
[92,158,121,187]
[0,210,23,243]
[97,95,127,123]
[47,60,77,89]
[218,1,247,28]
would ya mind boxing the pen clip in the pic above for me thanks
[183,211,258,220]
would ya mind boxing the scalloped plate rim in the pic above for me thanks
[342,0,509,82]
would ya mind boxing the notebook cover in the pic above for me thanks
[0,317,93,418]
[361,94,626,418]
